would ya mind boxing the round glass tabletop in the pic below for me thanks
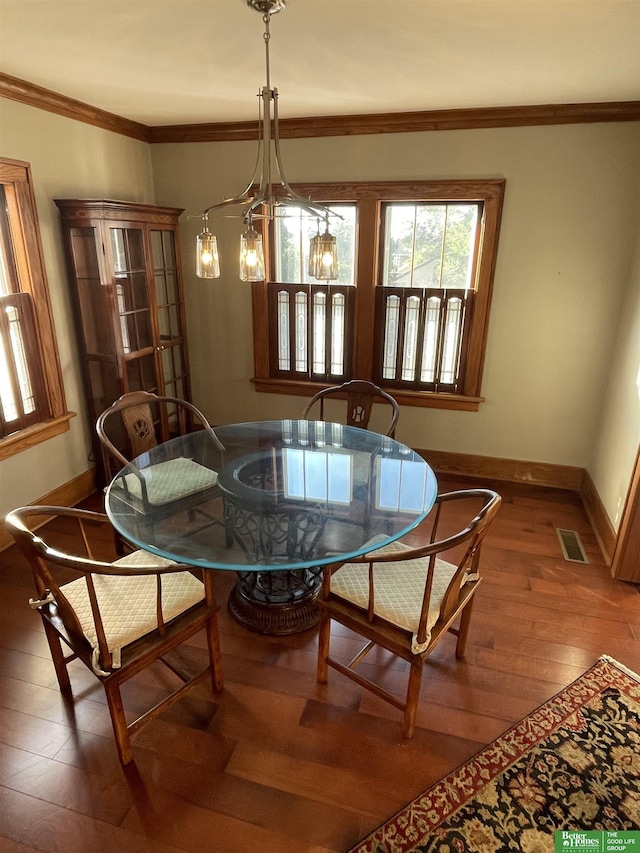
[105,419,438,572]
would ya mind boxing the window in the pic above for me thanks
[253,180,505,410]
[270,205,357,380]
[0,158,69,456]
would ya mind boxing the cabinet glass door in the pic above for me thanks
[110,227,153,354]
[69,226,121,418]
[110,226,157,394]
[150,229,187,398]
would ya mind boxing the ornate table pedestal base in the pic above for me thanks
[221,469,328,634]
[228,568,322,634]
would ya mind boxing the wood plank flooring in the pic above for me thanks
[1,476,639,852]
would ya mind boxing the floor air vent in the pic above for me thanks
[556,528,589,564]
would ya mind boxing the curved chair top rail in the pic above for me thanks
[96,390,224,472]
[5,505,191,576]
[346,488,502,564]
[301,379,399,438]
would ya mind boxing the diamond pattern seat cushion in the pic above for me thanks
[61,549,205,674]
[330,535,478,654]
[117,457,219,506]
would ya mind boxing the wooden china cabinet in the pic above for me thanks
[55,199,193,485]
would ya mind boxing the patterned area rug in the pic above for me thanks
[350,656,640,853]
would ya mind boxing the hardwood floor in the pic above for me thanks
[1,476,639,852]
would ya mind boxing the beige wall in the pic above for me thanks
[151,123,640,528]
[590,222,640,528]
[0,99,155,517]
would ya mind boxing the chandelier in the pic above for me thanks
[195,0,339,282]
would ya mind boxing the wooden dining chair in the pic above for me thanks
[317,488,501,738]
[301,380,399,438]
[96,391,225,532]
[5,505,224,765]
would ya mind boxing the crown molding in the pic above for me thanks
[0,73,151,142]
[150,100,640,143]
[2,73,639,144]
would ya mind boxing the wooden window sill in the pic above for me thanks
[251,378,482,412]
[0,412,76,461]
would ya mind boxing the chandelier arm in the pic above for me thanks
[279,193,346,221]
[285,199,338,219]
[270,92,297,198]
[202,189,331,222]
[270,94,343,222]
[202,195,253,217]
[237,88,266,200]
[201,84,267,219]
[239,196,336,223]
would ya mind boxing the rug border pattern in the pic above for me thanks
[350,655,640,853]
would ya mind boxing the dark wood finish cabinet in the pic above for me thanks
[55,199,191,484]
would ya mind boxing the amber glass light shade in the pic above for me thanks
[308,232,322,278]
[239,227,265,281]
[309,227,338,280]
[196,229,220,279]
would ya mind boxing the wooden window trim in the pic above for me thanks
[252,179,505,409]
[0,157,70,455]
[251,376,483,411]
[0,413,75,461]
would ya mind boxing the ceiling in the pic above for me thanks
[1,0,639,128]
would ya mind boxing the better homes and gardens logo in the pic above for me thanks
[555,831,639,852]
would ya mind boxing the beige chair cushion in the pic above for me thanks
[61,549,205,674]
[117,457,218,506]
[330,536,478,654]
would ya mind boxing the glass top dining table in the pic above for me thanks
[105,419,438,634]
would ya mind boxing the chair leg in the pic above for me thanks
[206,612,224,693]
[402,657,424,739]
[317,608,331,684]
[103,678,133,765]
[42,619,71,691]
[456,598,475,659]
[113,529,128,557]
